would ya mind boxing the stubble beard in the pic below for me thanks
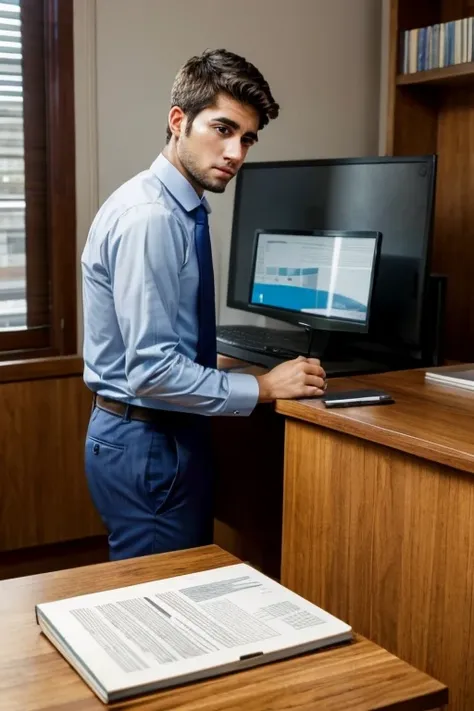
[177,139,227,194]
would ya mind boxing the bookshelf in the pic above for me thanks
[387,0,474,361]
[397,62,474,86]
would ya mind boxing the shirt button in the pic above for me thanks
[233,410,240,415]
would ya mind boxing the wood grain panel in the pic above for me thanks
[0,545,448,710]
[0,355,83,383]
[388,0,474,360]
[397,63,474,87]
[392,87,439,155]
[281,420,471,711]
[212,403,284,579]
[432,86,474,360]
[21,0,49,330]
[397,0,440,30]
[385,0,399,152]
[45,0,77,355]
[0,536,108,581]
[0,373,104,551]
[214,355,283,576]
[440,0,474,23]
[276,367,474,475]
[386,1,439,155]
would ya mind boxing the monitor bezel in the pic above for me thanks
[227,155,437,350]
[247,228,382,334]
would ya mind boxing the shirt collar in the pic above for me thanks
[150,153,211,215]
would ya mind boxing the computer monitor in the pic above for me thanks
[227,156,437,360]
[248,229,381,334]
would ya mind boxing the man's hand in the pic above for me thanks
[256,356,327,402]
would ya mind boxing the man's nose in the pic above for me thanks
[223,138,244,163]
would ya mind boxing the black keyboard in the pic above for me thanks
[217,325,308,360]
[216,324,393,375]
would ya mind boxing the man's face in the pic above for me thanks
[173,94,260,194]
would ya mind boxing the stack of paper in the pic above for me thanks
[35,563,352,703]
[425,364,474,392]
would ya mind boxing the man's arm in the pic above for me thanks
[109,203,259,416]
[110,203,326,414]
[219,356,328,402]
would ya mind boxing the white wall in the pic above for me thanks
[75,0,383,337]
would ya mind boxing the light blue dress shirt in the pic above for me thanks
[81,153,259,416]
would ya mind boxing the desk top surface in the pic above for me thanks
[0,545,446,711]
[276,365,474,474]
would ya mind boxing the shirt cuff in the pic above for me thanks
[223,373,260,416]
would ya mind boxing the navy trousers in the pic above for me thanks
[85,405,214,560]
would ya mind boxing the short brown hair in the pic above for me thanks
[166,48,279,142]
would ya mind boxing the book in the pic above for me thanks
[399,15,474,75]
[425,364,474,391]
[35,563,352,704]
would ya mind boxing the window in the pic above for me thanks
[0,1,24,331]
[0,0,76,358]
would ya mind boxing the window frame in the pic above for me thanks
[0,0,76,360]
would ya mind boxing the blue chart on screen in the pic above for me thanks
[250,232,377,323]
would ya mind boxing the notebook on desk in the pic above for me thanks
[35,563,352,703]
[425,364,474,391]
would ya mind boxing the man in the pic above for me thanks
[81,48,326,561]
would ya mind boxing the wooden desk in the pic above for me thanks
[0,545,447,710]
[276,366,474,711]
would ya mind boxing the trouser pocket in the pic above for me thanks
[141,429,180,514]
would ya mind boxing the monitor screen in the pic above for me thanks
[228,156,436,354]
[249,230,380,330]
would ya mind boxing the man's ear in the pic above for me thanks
[168,106,186,139]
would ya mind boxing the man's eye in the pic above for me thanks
[216,126,230,136]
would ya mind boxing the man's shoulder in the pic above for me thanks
[103,170,170,218]
[93,170,186,236]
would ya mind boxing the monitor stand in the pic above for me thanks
[299,322,331,359]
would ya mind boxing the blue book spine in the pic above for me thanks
[445,22,452,65]
[426,25,432,69]
[418,26,426,71]
[449,21,455,65]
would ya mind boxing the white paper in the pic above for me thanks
[37,563,352,700]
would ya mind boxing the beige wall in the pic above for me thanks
[75,0,383,339]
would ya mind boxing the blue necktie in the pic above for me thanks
[194,204,217,368]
